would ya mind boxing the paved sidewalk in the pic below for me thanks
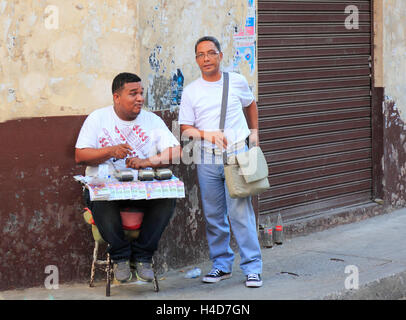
[2,208,406,300]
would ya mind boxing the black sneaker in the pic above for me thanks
[245,273,262,287]
[202,268,232,283]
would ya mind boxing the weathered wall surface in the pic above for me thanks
[0,0,139,122]
[383,0,406,120]
[0,116,89,290]
[381,1,406,208]
[0,0,257,290]
[0,0,257,122]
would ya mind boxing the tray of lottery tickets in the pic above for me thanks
[74,175,185,201]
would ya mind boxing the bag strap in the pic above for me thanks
[219,72,229,164]
[219,72,229,131]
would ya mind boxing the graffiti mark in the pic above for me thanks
[170,69,184,109]
[149,45,162,73]
[146,68,184,112]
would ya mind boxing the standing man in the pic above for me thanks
[75,72,181,283]
[179,36,263,287]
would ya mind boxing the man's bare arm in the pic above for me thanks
[75,143,133,166]
[125,145,182,169]
[243,100,259,147]
[180,124,228,150]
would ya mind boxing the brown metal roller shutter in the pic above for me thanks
[257,0,373,221]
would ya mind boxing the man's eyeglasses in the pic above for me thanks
[196,51,220,60]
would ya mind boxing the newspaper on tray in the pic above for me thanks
[74,175,185,201]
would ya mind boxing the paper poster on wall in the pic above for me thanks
[234,45,255,74]
[233,0,256,75]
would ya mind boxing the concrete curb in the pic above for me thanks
[283,202,386,239]
[325,270,406,300]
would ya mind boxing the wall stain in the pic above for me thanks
[148,45,162,73]
[146,74,171,111]
[383,98,406,208]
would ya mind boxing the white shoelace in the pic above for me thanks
[247,274,260,281]
[208,268,222,276]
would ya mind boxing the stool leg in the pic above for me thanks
[152,257,159,292]
[89,241,98,287]
[106,253,111,297]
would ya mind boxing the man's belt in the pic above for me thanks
[202,140,246,156]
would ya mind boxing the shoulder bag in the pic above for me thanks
[220,72,270,198]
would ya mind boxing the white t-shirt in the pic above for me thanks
[179,72,254,149]
[75,106,180,174]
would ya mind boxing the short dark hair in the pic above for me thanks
[112,72,142,94]
[194,36,221,53]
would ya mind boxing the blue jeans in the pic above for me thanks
[196,149,262,275]
[83,189,176,263]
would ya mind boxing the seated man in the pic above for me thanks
[75,72,181,282]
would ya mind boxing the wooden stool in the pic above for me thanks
[82,208,159,296]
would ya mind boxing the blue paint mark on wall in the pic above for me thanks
[149,46,162,73]
[170,68,184,110]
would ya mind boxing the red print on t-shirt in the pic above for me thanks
[101,125,150,154]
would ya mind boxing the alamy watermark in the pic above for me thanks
[344,265,359,290]
[44,265,59,290]
[130,124,260,169]
[345,5,359,30]
[44,5,59,30]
